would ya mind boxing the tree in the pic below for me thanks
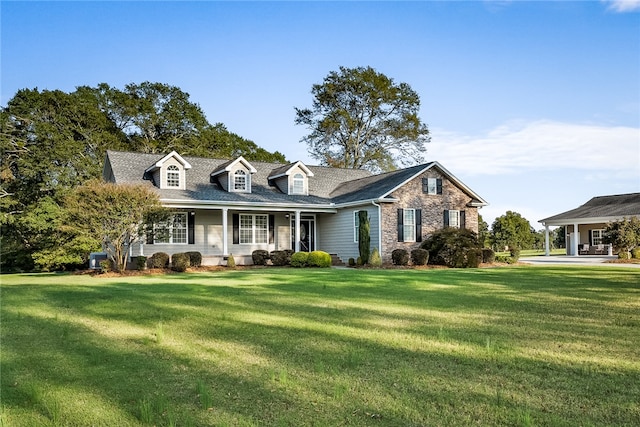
[358,210,371,264]
[65,180,170,272]
[477,214,489,247]
[490,211,535,251]
[553,226,566,249]
[603,217,640,257]
[295,66,430,172]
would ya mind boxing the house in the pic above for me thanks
[539,193,640,256]
[103,150,488,265]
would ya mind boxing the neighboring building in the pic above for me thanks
[539,193,640,256]
[103,150,488,265]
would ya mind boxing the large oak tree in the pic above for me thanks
[295,66,430,172]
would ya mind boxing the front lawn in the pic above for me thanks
[1,267,639,426]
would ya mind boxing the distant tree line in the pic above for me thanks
[1,82,286,271]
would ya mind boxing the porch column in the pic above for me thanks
[544,225,550,256]
[573,222,580,256]
[222,208,228,256]
[295,210,301,252]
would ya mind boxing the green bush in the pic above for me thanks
[369,248,382,267]
[495,254,516,264]
[171,253,190,272]
[291,252,309,268]
[509,247,521,262]
[227,254,236,268]
[411,249,430,266]
[149,252,170,269]
[99,259,113,273]
[270,250,290,266]
[308,251,331,268]
[252,249,270,266]
[466,248,482,268]
[356,256,363,266]
[135,256,147,271]
[185,251,202,267]
[348,257,356,266]
[481,248,496,264]
[618,251,631,260]
[391,249,409,266]
[631,248,640,259]
[421,228,480,267]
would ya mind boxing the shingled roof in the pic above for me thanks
[103,150,487,208]
[540,193,640,225]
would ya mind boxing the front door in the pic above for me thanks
[291,217,315,252]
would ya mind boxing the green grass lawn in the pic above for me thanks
[1,266,639,426]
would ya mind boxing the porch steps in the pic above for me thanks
[330,254,346,267]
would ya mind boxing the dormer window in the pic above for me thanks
[234,170,248,192]
[167,165,180,188]
[292,173,305,195]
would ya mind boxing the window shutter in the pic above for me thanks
[443,210,449,227]
[588,230,593,246]
[397,208,404,242]
[436,179,443,195]
[416,209,422,242]
[269,214,275,244]
[460,210,466,229]
[188,212,195,244]
[422,178,428,193]
[233,214,239,245]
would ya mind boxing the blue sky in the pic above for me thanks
[2,1,639,227]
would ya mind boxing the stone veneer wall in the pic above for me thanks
[380,169,479,263]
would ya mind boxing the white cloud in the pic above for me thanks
[603,0,640,12]
[428,119,640,177]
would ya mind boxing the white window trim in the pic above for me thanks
[239,213,269,244]
[592,229,605,245]
[404,209,416,242]
[291,173,305,195]
[166,165,180,188]
[448,210,460,229]
[354,211,360,243]
[426,178,437,195]
[154,212,188,244]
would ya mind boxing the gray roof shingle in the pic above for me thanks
[540,193,640,223]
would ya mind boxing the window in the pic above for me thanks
[403,209,416,242]
[154,213,187,244]
[354,211,360,242]
[239,214,268,244]
[167,165,180,188]
[422,178,442,195]
[234,169,247,191]
[292,173,305,194]
[591,229,604,245]
[447,210,460,228]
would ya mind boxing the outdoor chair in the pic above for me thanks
[579,244,590,255]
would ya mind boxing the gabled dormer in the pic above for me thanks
[268,161,314,196]
[210,156,257,193]
[144,151,192,190]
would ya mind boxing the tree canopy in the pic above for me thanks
[490,211,535,251]
[1,82,285,271]
[295,66,430,172]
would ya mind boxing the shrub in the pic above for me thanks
[100,259,113,273]
[466,248,482,268]
[252,249,270,266]
[481,248,496,264]
[358,211,370,265]
[171,253,190,272]
[495,254,516,264]
[618,251,630,260]
[356,256,363,266]
[391,249,409,266]
[291,251,309,268]
[227,254,236,268]
[135,256,147,271]
[149,252,170,269]
[631,248,640,259]
[369,248,382,267]
[348,257,356,266]
[509,247,521,262]
[186,251,202,267]
[308,251,331,267]
[270,251,290,266]
[420,228,480,267]
[411,249,430,266]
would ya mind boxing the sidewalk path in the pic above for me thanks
[520,255,640,268]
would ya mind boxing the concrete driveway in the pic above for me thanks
[520,255,640,268]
